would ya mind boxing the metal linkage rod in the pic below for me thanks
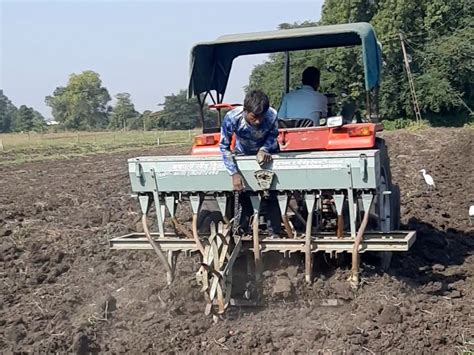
[190,194,205,255]
[350,194,374,288]
[304,193,316,283]
[250,195,262,282]
[142,214,174,284]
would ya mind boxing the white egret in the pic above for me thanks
[419,169,435,190]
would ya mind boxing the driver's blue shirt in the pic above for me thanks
[219,106,279,175]
[278,85,328,124]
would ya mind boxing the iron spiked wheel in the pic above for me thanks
[196,221,242,316]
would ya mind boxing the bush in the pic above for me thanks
[382,119,431,131]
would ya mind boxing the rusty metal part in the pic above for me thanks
[198,222,242,316]
[253,211,262,282]
[282,214,294,238]
[304,212,313,284]
[288,204,307,227]
[142,214,174,284]
[232,191,242,236]
[172,217,193,239]
[336,215,344,239]
[254,169,274,199]
[111,231,416,253]
[350,208,371,288]
[167,250,179,282]
[192,214,206,255]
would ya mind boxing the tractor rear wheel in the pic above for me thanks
[371,138,401,270]
[374,138,400,231]
[197,199,223,234]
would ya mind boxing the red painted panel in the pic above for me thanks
[191,124,378,156]
[278,127,330,151]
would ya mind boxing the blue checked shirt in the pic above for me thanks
[219,106,279,175]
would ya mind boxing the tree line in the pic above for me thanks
[1,0,471,134]
[248,0,473,125]
[0,91,47,133]
[0,71,215,133]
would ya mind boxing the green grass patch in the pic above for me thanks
[0,130,196,165]
[382,119,431,131]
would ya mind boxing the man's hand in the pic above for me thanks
[232,173,244,191]
[257,150,272,167]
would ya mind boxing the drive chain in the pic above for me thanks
[232,191,242,236]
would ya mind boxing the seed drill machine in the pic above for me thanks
[110,23,416,316]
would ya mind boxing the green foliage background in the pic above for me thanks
[1,0,472,133]
[247,0,473,125]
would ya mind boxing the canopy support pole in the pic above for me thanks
[284,51,290,94]
[197,93,208,128]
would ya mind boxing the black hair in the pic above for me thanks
[243,90,270,116]
[302,66,321,88]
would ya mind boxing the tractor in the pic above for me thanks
[110,22,416,317]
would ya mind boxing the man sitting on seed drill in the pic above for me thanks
[219,89,282,238]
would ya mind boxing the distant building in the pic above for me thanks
[45,120,59,126]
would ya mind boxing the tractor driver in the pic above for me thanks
[278,66,328,126]
[219,90,282,238]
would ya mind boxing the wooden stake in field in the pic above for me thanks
[0,139,4,152]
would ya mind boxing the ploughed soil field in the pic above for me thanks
[1,128,473,353]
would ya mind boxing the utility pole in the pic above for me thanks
[400,33,422,124]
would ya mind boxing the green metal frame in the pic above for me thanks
[129,150,380,193]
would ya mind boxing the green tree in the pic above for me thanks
[128,114,144,130]
[13,105,35,132]
[109,93,139,130]
[157,90,217,130]
[321,0,376,25]
[158,90,201,130]
[141,110,163,131]
[412,21,473,118]
[45,70,111,130]
[32,110,47,132]
[373,0,472,122]
[248,0,473,124]
[0,90,17,133]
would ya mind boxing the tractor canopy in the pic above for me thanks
[188,22,382,99]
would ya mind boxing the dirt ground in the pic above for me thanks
[1,128,473,353]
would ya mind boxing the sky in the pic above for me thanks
[1,0,323,118]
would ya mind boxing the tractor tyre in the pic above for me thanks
[390,184,401,230]
[374,137,400,231]
[372,138,399,270]
[197,199,223,234]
